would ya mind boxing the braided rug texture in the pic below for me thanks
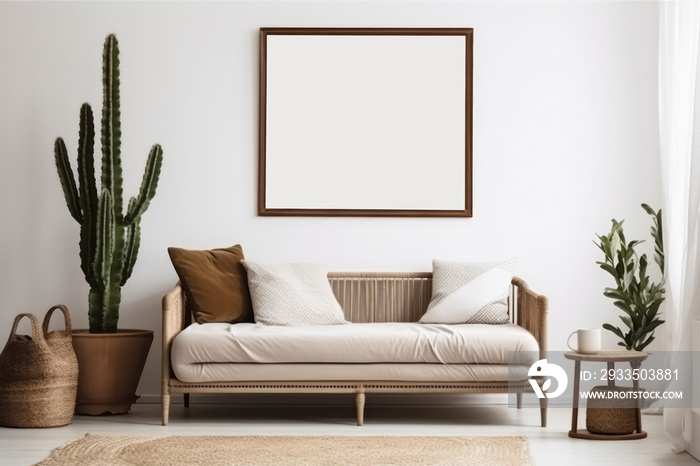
[35,434,534,466]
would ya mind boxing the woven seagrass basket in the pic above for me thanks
[586,385,636,435]
[0,305,79,428]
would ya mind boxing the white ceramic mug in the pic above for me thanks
[567,328,601,354]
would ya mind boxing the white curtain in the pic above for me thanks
[659,0,700,453]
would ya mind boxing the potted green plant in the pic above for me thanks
[594,204,665,351]
[54,34,163,414]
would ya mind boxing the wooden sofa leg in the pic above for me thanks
[516,393,523,409]
[162,394,170,426]
[356,392,365,426]
[539,397,548,427]
[184,393,190,408]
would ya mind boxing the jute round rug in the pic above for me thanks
[35,434,534,465]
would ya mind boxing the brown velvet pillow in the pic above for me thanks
[167,244,254,324]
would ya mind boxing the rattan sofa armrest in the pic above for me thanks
[512,276,548,357]
[162,284,186,381]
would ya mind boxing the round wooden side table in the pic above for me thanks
[564,350,648,440]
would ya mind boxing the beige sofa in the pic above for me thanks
[161,272,548,426]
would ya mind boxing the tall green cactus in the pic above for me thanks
[54,34,163,333]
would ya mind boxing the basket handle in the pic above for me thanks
[8,313,44,343]
[42,305,72,336]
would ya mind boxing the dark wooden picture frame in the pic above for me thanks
[259,27,473,217]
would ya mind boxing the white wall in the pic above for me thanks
[0,1,661,397]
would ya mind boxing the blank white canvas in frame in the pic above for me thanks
[264,33,467,212]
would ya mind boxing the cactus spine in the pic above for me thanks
[54,34,163,333]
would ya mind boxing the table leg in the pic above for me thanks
[631,361,642,433]
[571,359,581,433]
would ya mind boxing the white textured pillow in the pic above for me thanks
[419,259,515,324]
[241,262,349,326]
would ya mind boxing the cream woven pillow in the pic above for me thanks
[419,259,515,324]
[241,262,349,326]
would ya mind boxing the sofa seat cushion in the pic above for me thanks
[172,361,530,384]
[171,322,538,370]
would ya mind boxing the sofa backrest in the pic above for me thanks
[328,272,433,323]
[329,271,517,324]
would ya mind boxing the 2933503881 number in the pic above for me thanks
[599,368,678,381]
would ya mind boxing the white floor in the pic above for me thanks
[0,398,697,466]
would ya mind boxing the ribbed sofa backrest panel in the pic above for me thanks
[328,272,433,323]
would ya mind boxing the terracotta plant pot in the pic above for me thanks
[71,329,153,415]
